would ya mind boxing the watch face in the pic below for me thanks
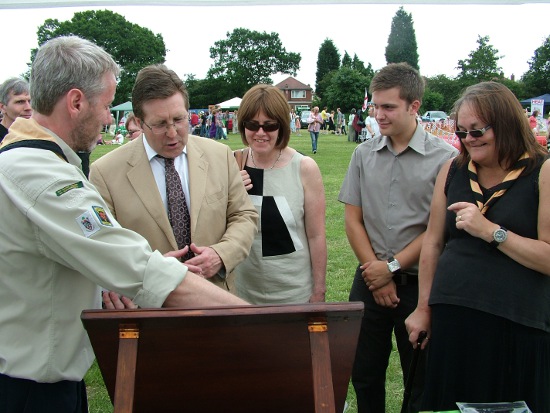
[494,228,507,243]
[388,260,400,273]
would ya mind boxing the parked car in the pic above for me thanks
[421,111,448,123]
[299,110,311,129]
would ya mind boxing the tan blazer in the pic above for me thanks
[89,135,258,288]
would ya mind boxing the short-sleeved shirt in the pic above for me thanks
[338,124,458,271]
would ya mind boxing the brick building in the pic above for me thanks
[275,76,313,111]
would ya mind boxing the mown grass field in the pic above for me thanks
[86,130,405,412]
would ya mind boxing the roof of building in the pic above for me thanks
[274,76,312,91]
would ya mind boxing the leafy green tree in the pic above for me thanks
[456,35,503,83]
[207,28,300,98]
[352,54,375,78]
[324,67,370,114]
[421,90,445,114]
[521,35,550,97]
[498,77,527,102]
[385,7,419,70]
[185,75,232,109]
[33,10,167,105]
[342,51,352,68]
[424,74,464,113]
[315,39,340,100]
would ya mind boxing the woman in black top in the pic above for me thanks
[406,81,550,412]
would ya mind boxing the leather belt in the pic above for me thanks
[392,271,418,286]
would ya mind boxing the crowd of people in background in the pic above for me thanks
[1,35,549,413]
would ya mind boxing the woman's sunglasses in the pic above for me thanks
[243,121,280,132]
[455,125,492,140]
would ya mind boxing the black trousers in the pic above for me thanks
[349,266,425,413]
[0,374,88,413]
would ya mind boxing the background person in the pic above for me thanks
[339,63,458,413]
[234,84,326,304]
[0,77,32,142]
[307,106,322,154]
[290,108,296,134]
[320,106,328,134]
[406,81,550,412]
[365,106,380,140]
[337,108,344,135]
[90,64,258,291]
[0,35,246,413]
[125,112,142,141]
[348,108,356,142]
[529,109,539,136]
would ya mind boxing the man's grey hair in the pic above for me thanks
[0,77,30,105]
[30,36,120,115]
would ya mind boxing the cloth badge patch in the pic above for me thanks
[56,181,83,197]
[92,206,113,227]
[76,210,100,238]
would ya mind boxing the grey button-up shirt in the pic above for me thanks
[339,124,458,274]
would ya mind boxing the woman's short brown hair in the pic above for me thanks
[238,84,291,149]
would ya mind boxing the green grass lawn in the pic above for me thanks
[86,131,405,412]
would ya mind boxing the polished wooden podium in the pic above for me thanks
[81,302,363,413]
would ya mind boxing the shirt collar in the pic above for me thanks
[142,135,187,162]
[372,123,427,156]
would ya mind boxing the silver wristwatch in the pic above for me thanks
[387,256,401,273]
[490,226,508,247]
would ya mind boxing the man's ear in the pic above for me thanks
[66,88,86,117]
[410,100,421,115]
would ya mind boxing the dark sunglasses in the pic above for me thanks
[455,125,492,140]
[243,121,280,132]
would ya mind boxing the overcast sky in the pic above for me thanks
[1,3,549,91]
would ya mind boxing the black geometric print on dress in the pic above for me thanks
[261,197,296,257]
[246,166,263,196]
[162,156,193,260]
[245,166,296,257]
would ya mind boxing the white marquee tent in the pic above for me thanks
[217,97,242,109]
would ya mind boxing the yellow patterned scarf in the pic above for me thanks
[468,153,529,215]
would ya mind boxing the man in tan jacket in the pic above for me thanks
[90,65,258,290]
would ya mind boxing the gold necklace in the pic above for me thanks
[250,149,282,170]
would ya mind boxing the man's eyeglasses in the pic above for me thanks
[455,125,492,140]
[243,121,280,132]
[127,130,141,135]
[143,119,187,135]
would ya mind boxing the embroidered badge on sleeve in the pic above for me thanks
[56,181,84,197]
[76,210,101,238]
[92,206,113,227]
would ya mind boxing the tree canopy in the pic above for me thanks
[521,35,550,97]
[207,28,300,98]
[33,10,167,105]
[456,35,503,82]
[324,67,371,114]
[315,39,340,101]
[385,7,419,70]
